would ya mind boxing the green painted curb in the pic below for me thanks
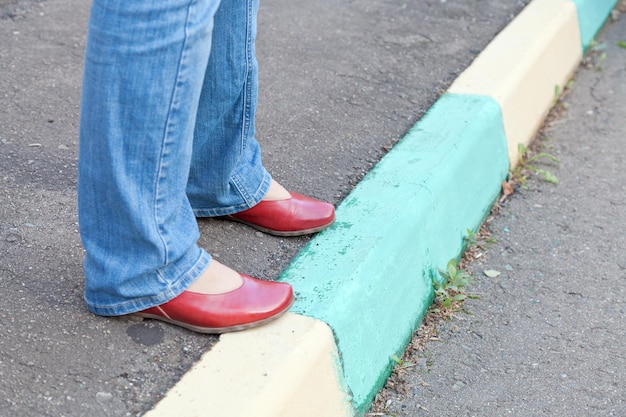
[571,0,619,50]
[280,93,510,414]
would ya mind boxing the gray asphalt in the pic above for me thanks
[373,11,626,417]
[1,0,622,416]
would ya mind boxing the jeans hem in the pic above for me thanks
[84,249,211,316]
[192,170,271,217]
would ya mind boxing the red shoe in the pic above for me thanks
[228,192,335,236]
[135,275,294,334]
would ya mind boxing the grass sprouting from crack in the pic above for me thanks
[369,222,497,415]
[513,143,559,188]
[432,258,476,312]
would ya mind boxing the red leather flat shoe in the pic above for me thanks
[228,192,335,236]
[135,275,294,334]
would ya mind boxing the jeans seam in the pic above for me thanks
[230,0,254,205]
[155,0,196,266]
[242,0,252,155]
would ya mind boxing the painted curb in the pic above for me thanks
[572,0,619,50]
[282,93,509,414]
[449,0,582,166]
[145,1,618,416]
[143,313,353,417]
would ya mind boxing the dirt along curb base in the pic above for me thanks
[144,0,618,416]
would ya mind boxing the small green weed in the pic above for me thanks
[485,235,498,245]
[514,143,559,187]
[588,39,606,52]
[464,228,477,247]
[585,39,609,70]
[464,227,496,249]
[553,80,574,105]
[553,84,560,105]
[390,354,415,371]
[432,259,475,311]
[618,40,626,49]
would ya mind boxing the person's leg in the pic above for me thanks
[78,0,293,328]
[186,0,335,235]
[186,0,271,215]
[78,0,223,316]
[79,0,222,316]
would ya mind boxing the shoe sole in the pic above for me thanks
[226,216,335,237]
[132,296,295,334]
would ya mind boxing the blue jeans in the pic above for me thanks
[78,0,271,316]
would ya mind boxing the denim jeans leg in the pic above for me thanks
[78,0,222,316]
[187,0,271,217]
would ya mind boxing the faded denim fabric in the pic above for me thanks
[78,0,270,316]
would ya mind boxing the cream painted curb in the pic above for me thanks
[448,0,583,166]
[143,313,353,417]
